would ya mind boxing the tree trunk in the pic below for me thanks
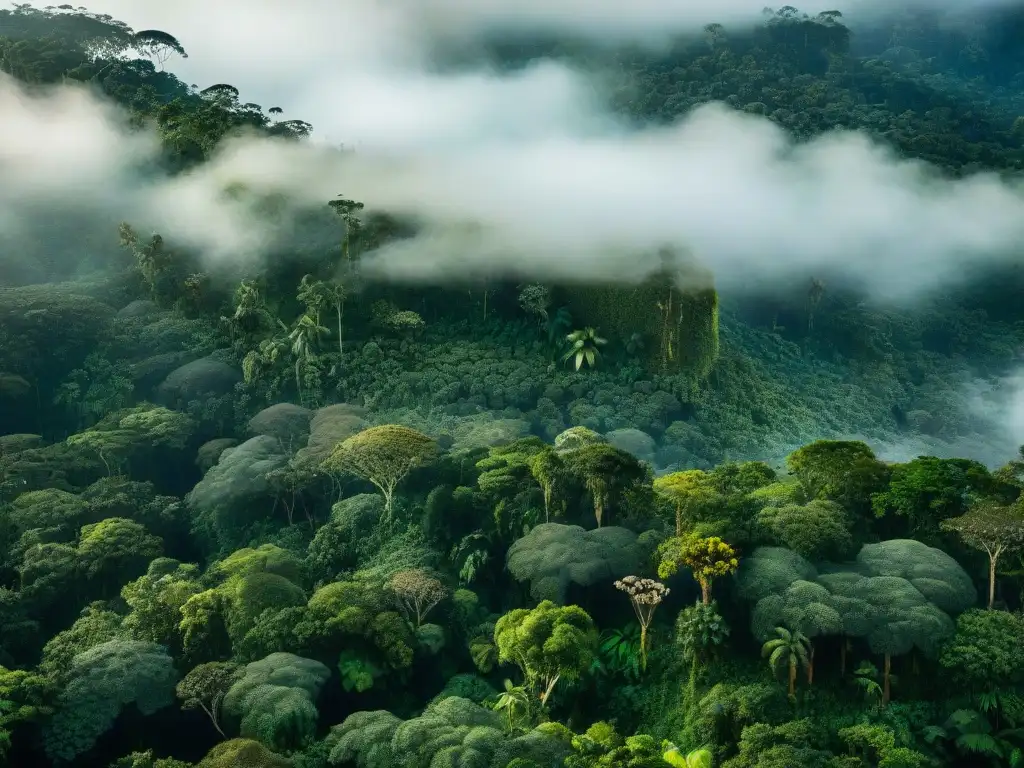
[294,359,302,400]
[675,503,683,537]
[700,578,711,605]
[788,658,796,696]
[882,653,891,706]
[594,497,604,528]
[640,623,648,671]
[336,303,343,357]
[840,640,847,676]
[989,552,999,609]
[200,702,226,738]
[540,674,561,707]
[807,644,814,686]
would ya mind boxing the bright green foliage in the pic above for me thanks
[563,443,646,528]
[506,523,652,603]
[786,440,890,517]
[494,600,599,706]
[528,445,566,523]
[475,438,547,534]
[108,749,195,768]
[121,561,202,651]
[321,425,438,519]
[676,600,731,664]
[871,457,997,542]
[762,627,811,696]
[658,535,739,604]
[564,721,669,767]
[722,719,832,768]
[756,500,853,560]
[0,666,54,760]
[836,723,931,768]
[710,461,777,496]
[747,480,805,509]
[939,609,1024,691]
[176,662,242,738]
[210,544,306,586]
[553,426,606,453]
[663,744,713,767]
[222,572,307,646]
[66,404,194,475]
[78,517,163,595]
[43,640,179,762]
[222,653,330,752]
[561,327,607,371]
[198,738,292,768]
[179,589,232,664]
[297,578,415,674]
[654,470,723,537]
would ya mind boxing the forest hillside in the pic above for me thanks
[2,2,1024,767]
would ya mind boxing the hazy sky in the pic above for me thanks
[4,0,1024,299]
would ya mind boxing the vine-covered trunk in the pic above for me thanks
[640,624,648,671]
[807,644,814,685]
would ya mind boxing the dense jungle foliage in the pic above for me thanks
[3,3,1024,767]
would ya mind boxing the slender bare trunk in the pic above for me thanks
[882,653,891,706]
[336,303,343,357]
[540,674,561,707]
[989,548,1002,609]
[199,703,226,738]
[807,644,814,686]
[700,578,711,605]
[788,659,796,696]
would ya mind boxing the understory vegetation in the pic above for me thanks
[2,3,1024,767]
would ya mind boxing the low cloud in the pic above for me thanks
[4,0,1024,299]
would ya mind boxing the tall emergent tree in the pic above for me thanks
[494,600,599,707]
[321,425,438,520]
[614,576,669,670]
[658,535,739,604]
[941,501,1024,609]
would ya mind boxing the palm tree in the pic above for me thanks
[762,626,811,697]
[288,313,328,398]
[561,327,607,371]
[663,744,713,767]
[493,679,530,733]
